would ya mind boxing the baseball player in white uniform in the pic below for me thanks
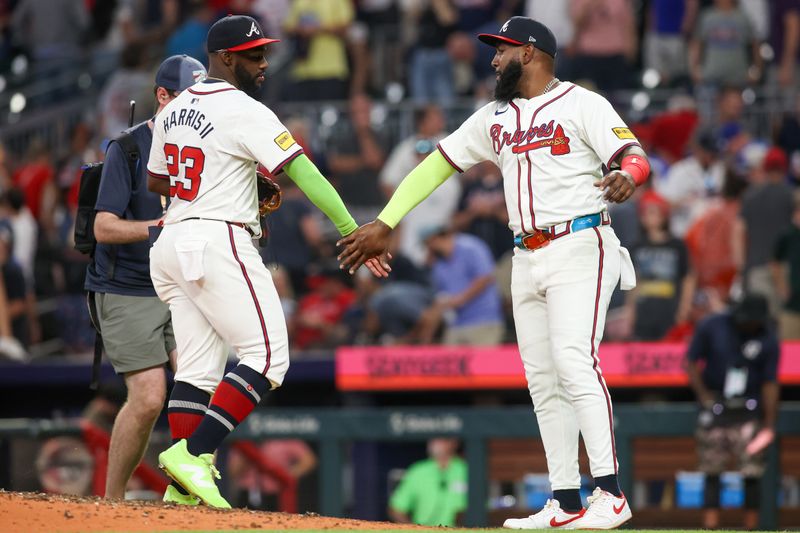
[338,17,650,530]
[147,15,360,508]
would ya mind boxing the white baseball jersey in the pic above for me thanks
[437,82,639,234]
[147,80,303,236]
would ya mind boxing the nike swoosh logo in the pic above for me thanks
[613,498,627,514]
[495,108,508,115]
[550,513,583,527]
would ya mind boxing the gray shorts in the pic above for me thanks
[95,292,176,374]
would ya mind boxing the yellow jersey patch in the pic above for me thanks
[612,127,636,140]
[274,131,296,151]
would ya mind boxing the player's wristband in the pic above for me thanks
[620,154,650,186]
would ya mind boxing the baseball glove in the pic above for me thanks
[257,171,282,216]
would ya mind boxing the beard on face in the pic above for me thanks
[234,62,263,97]
[494,58,522,103]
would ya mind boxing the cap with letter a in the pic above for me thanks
[478,16,557,57]
[207,14,279,53]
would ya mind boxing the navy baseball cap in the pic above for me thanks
[155,55,207,91]
[478,16,557,57]
[207,14,279,53]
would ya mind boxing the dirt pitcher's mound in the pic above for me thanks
[0,491,424,532]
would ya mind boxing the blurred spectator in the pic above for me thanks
[656,130,725,237]
[351,0,403,96]
[0,224,28,346]
[268,264,298,323]
[451,0,515,33]
[389,438,467,526]
[380,105,460,265]
[687,293,779,531]
[643,0,698,87]
[772,191,800,339]
[446,26,480,98]
[98,41,154,140]
[12,140,56,229]
[165,0,213,65]
[524,0,575,79]
[0,143,11,192]
[452,161,508,260]
[0,271,26,361]
[569,0,637,92]
[647,95,700,168]
[0,188,37,284]
[250,0,293,102]
[734,147,793,316]
[689,0,762,87]
[775,93,800,184]
[227,439,317,510]
[740,0,769,42]
[327,94,387,213]
[10,0,89,80]
[283,0,354,101]
[450,0,519,89]
[626,191,695,340]
[424,227,504,345]
[771,191,800,340]
[713,87,752,158]
[100,0,179,54]
[57,122,101,196]
[290,267,356,350]
[351,232,438,344]
[403,0,457,103]
[261,179,324,296]
[685,169,749,311]
[770,0,800,89]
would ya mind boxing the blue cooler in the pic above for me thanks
[523,474,551,509]
[675,471,705,508]
[720,472,744,508]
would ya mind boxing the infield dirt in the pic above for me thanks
[0,491,423,532]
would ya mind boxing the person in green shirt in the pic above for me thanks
[388,438,468,527]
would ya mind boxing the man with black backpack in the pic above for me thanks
[83,55,206,502]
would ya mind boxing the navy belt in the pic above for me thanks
[514,211,611,251]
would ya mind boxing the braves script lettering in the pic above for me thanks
[490,120,570,156]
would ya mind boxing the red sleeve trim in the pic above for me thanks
[606,142,641,170]
[270,148,305,175]
[436,143,464,173]
[148,169,170,180]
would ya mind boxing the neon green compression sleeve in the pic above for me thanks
[282,153,358,236]
[377,149,457,229]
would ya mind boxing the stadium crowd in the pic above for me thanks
[0,0,798,359]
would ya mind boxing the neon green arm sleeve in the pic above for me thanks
[377,149,457,229]
[282,153,358,236]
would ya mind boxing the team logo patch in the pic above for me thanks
[274,131,296,151]
[613,127,636,140]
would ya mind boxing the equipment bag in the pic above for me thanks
[74,133,140,256]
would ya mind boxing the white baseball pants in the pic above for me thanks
[150,219,290,394]
[511,224,630,490]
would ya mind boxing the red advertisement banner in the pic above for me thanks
[336,343,800,391]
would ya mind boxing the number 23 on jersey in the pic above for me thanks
[164,143,205,201]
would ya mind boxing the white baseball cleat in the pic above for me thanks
[570,487,632,530]
[503,499,585,529]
